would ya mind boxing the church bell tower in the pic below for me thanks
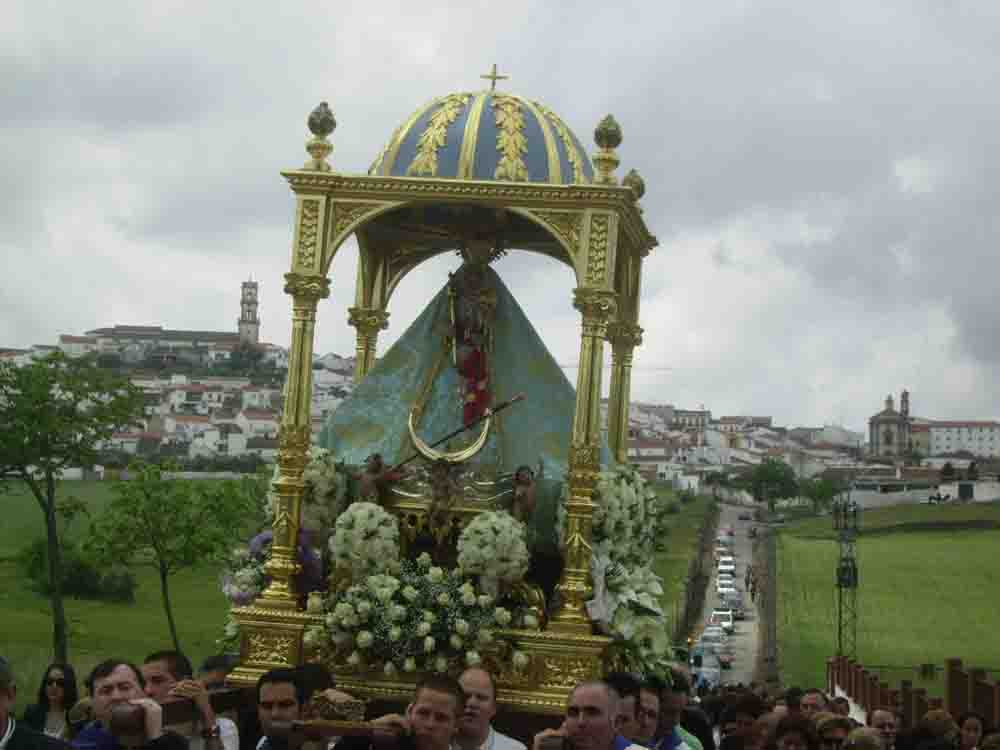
[238,280,260,345]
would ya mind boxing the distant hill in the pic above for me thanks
[314,352,355,374]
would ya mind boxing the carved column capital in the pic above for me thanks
[573,288,617,338]
[283,272,331,302]
[606,322,643,349]
[347,306,390,335]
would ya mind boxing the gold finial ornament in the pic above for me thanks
[592,114,622,185]
[480,63,509,91]
[305,101,336,171]
[623,168,645,200]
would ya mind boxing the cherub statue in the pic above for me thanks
[510,464,537,523]
[356,453,406,503]
[427,459,459,534]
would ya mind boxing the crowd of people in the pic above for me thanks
[1,654,996,750]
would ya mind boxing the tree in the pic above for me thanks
[0,352,144,662]
[800,477,842,515]
[87,462,260,651]
[940,461,956,482]
[967,461,979,481]
[742,457,798,512]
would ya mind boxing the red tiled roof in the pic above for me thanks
[59,335,97,344]
[931,421,1000,428]
[171,415,211,423]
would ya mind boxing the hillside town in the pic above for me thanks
[3,281,999,490]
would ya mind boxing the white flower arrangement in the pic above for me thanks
[559,466,676,677]
[457,511,530,595]
[220,545,266,607]
[316,560,527,674]
[330,501,401,580]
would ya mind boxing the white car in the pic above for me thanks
[718,563,737,575]
[717,584,739,597]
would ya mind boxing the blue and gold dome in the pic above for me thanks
[369,90,595,185]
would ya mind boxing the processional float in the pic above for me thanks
[227,68,658,714]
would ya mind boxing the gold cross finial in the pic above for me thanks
[480,63,509,91]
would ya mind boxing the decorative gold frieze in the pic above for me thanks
[283,272,331,301]
[247,631,297,665]
[277,426,312,476]
[493,95,529,181]
[333,202,380,242]
[537,656,595,691]
[585,214,610,285]
[531,209,582,258]
[407,94,471,177]
[296,200,320,270]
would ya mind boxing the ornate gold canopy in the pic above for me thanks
[228,84,658,713]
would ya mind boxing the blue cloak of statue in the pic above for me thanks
[319,265,609,476]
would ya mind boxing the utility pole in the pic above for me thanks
[833,493,860,658]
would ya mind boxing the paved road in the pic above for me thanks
[697,502,760,685]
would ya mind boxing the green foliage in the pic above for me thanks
[799,477,843,514]
[0,352,144,662]
[86,462,260,651]
[665,501,681,514]
[967,462,979,481]
[741,457,799,511]
[941,461,956,481]
[18,538,136,602]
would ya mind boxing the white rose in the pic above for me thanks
[357,600,373,617]
[424,636,436,653]
[434,656,448,673]
[465,651,481,667]
[404,657,417,673]
[346,651,361,667]
[357,630,374,648]
[478,595,492,608]
[455,619,469,636]
[494,607,511,625]
[390,604,407,622]
[417,552,432,569]
[449,634,463,649]
[417,621,432,636]
[461,591,477,606]
[427,567,444,583]
[402,586,419,602]
[523,614,539,629]
[437,592,451,607]
[423,610,437,623]
[512,651,530,669]
[307,592,324,614]
[383,662,397,677]
[389,626,402,642]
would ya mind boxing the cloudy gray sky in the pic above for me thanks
[3,0,998,432]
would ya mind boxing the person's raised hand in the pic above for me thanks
[130,698,164,740]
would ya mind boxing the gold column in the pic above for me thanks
[551,287,617,633]
[228,272,329,685]
[347,306,389,381]
[605,323,643,465]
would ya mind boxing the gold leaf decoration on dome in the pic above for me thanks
[492,95,529,181]
[407,93,472,177]
[534,101,588,185]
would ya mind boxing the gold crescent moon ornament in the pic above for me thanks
[407,409,492,464]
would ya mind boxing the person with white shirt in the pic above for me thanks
[456,669,525,750]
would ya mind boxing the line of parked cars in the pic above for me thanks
[691,530,749,685]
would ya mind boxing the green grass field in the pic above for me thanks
[1,480,237,696]
[652,492,716,627]
[777,501,1000,694]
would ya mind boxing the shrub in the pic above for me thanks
[665,502,681,515]
[678,489,696,504]
[18,539,136,603]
